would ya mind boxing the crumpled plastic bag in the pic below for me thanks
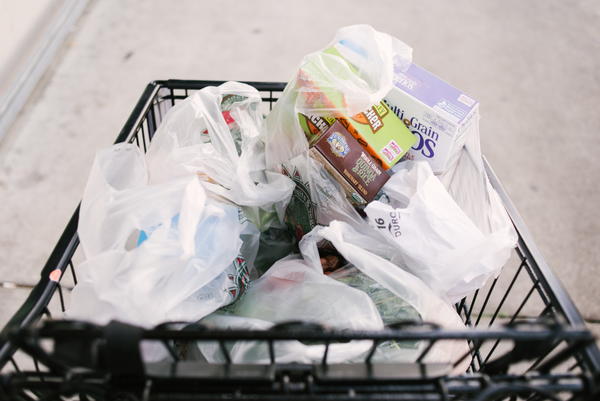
[299,221,470,367]
[365,161,516,303]
[197,257,384,364]
[253,153,367,275]
[145,81,294,230]
[195,220,468,368]
[281,154,365,241]
[262,25,411,240]
[265,25,412,171]
[78,143,149,258]
[70,143,256,327]
[327,264,425,362]
[438,114,517,240]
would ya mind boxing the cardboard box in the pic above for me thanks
[384,62,479,174]
[298,101,416,170]
[296,47,417,170]
[310,120,389,205]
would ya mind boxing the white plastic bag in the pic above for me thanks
[146,81,294,230]
[438,116,517,239]
[365,161,516,303]
[197,257,384,363]
[71,143,257,327]
[78,143,149,258]
[299,221,469,367]
[281,153,365,239]
[79,142,215,260]
[265,24,412,171]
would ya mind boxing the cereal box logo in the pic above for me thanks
[381,148,394,163]
[327,132,350,158]
[381,140,403,163]
[352,105,387,133]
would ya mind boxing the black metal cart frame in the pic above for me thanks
[1,80,598,401]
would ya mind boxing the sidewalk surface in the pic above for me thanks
[0,0,598,333]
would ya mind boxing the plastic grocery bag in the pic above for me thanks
[299,221,469,367]
[196,257,384,364]
[70,188,249,326]
[78,143,149,258]
[438,117,517,239]
[265,24,412,171]
[145,81,294,230]
[252,152,367,276]
[253,153,366,275]
[263,25,411,239]
[327,264,425,362]
[281,154,365,240]
[365,161,516,303]
[71,143,256,327]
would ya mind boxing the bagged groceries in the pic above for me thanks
[198,257,383,364]
[300,222,470,367]
[68,24,518,370]
[193,221,468,367]
[71,143,257,327]
[381,58,516,252]
[255,154,365,274]
[266,25,413,171]
[266,25,415,208]
[146,81,295,230]
[281,153,365,240]
[365,161,515,303]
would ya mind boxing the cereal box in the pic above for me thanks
[310,120,389,205]
[297,47,417,170]
[384,62,480,174]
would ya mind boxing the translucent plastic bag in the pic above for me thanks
[326,264,425,362]
[254,153,367,275]
[365,161,516,303]
[299,221,470,367]
[263,25,411,239]
[71,143,256,327]
[197,257,384,363]
[438,115,517,239]
[146,81,294,230]
[265,24,412,171]
[78,143,149,258]
[281,153,365,240]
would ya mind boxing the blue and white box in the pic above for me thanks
[385,60,480,174]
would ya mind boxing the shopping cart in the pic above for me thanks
[0,80,598,401]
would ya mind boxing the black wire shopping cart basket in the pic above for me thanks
[1,80,599,401]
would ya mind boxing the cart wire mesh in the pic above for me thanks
[0,80,598,401]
